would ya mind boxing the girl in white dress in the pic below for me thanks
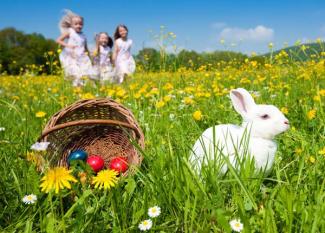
[112,25,136,83]
[92,32,115,84]
[56,10,96,86]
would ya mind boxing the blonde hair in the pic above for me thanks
[59,9,83,33]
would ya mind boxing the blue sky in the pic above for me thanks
[1,0,325,55]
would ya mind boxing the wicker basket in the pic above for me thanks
[38,98,144,175]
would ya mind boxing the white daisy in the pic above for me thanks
[169,114,175,120]
[22,194,37,204]
[251,91,261,97]
[148,206,161,218]
[30,142,50,151]
[229,219,244,232]
[138,219,152,231]
[0,127,5,132]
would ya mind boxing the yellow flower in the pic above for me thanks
[27,151,45,168]
[183,97,195,105]
[163,95,172,102]
[92,169,118,190]
[163,83,173,90]
[134,93,141,99]
[149,88,159,95]
[295,148,302,155]
[307,109,316,120]
[308,156,315,164]
[40,167,77,194]
[47,51,54,56]
[313,95,321,102]
[78,172,87,184]
[281,107,288,115]
[156,100,165,108]
[81,92,95,99]
[116,89,126,98]
[193,110,202,121]
[318,147,325,155]
[36,111,46,118]
[319,89,325,96]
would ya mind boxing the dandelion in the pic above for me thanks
[281,107,288,115]
[318,147,325,155]
[268,42,274,49]
[295,148,303,155]
[155,100,165,108]
[319,89,325,96]
[308,156,315,164]
[31,142,50,151]
[307,109,316,120]
[193,110,202,121]
[313,95,321,102]
[0,127,5,131]
[92,169,119,190]
[138,219,153,231]
[163,95,172,102]
[22,194,37,204]
[40,167,77,194]
[26,151,45,167]
[36,111,46,118]
[229,219,244,232]
[148,206,161,218]
[183,97,195,105]
[81,92,95,99]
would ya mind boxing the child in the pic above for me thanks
[56,10,96,86]
[112,24,136,83]
[92,32,115,84]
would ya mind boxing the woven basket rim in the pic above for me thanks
[39,98,145,149]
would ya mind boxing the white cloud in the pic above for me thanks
[219,25,274,42]
[211,22,227,29]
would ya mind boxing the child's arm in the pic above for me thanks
[56,32,76,49]
[112,42,119,64]
[85,43,90,55]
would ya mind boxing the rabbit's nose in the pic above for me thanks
[284,120,289,125]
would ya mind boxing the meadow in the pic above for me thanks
[0,48,324,232]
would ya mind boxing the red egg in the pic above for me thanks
[109,157,128,173]
[87,155,105,172]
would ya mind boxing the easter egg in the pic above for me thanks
[68,149,88,165]
[87,155,105,172]
[109,157,128,173]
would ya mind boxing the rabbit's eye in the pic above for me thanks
[261,114,270,119]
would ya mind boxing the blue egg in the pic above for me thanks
[68,150,88,164]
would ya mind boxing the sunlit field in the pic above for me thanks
[0,49,324,232]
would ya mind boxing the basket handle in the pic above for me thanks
[38,119,141,141]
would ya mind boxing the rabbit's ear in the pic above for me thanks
[230,88,256,118]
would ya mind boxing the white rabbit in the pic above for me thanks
[190,88,289,174]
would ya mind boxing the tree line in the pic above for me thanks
[0,27,250,75]
[1,27,322,75]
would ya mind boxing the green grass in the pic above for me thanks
[0,61,324,232]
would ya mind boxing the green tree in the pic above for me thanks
[0,27,58,74]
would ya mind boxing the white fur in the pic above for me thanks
[190,88,289,174]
